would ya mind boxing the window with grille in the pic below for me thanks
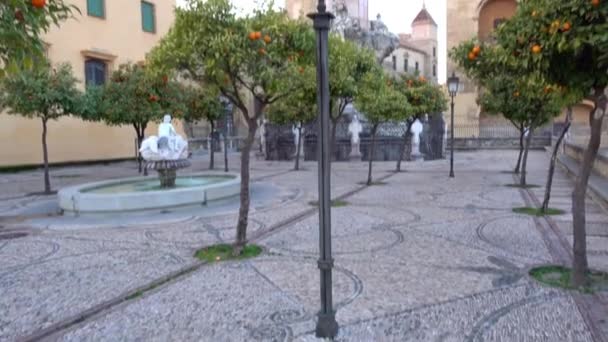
[85,59,107,86]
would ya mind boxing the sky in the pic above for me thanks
[175,0,448,83]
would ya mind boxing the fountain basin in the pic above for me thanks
[58,172,241,216]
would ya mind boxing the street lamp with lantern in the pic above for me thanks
[447,72,460,178]
[308,0,339,339]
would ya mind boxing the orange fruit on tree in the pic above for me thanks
[468,51,477,60]
[255,31,262,40]
[531,44,542,54]
[263,35,271,44]
[562,22,571,31]
[31,0,46,8]
[472,45,481,55]
[248,32,257,41]
[592,0,600,7]
[258,48,266,56]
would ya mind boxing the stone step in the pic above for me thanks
[557,152,608,210]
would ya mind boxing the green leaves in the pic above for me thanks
[355,70,411,125]
[393,74,447,120]
[90,63,186,128]
[266,65,317,126]
[150,0,316,118]
[0,0,77,75]
[182,85,224,125]
[0,62,81,121]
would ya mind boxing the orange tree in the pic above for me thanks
[148,0,315,254]
[182,85,224,170]
[0,63,82,193]
[0,0,76,75]
[328,36,377,153]
[85,63,186,174]
[451,41,573,186]
[393,74,447,172]
[266,65,317,171]
[356,69,410,185]
[494,0,608,287]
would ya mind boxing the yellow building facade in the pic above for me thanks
[0,0,178,167]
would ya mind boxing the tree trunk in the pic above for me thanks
[224,132,229,172]
[367,124,378,186]
[234,120,258,255]
[134,123,147,176]
[514,127,525,174]
[294,125,303,171]
[41,118,51,194]
[396,119,414,172]
[541,109,572,213]
[520,126,534,186]
[572,91,607,287]
[209,121,215,170]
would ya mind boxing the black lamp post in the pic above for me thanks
[447,71,460,178]
[308,0,338,339]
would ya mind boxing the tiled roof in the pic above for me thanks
[412,7,437,26]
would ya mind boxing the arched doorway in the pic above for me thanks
[478,0,517,41]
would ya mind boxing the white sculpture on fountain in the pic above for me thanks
[139,115,190,188]
[140,115,189,162]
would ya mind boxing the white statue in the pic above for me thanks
[348,114,363,144]
[348,114,363,159]
[140,114,189,161]
[292,123,304,158]
[411,119,424,159]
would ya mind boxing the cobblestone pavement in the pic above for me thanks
[0,151,607,341]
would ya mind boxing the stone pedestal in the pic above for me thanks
[158,169,177,188]
[144,159,191,189]
[349,142,361,161]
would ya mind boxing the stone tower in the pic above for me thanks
[285,0,369,29]
[409,2,438,83]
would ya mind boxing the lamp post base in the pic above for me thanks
[315,311,339,338]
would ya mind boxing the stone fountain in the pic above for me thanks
[58,114,241,216]
[139,115,191,188]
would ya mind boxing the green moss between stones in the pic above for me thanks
[504,183,541,189]
[529,265,608,293]
[512,207,565,216]
[308,200,349,208]
[194,244,262,263]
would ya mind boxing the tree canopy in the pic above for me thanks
[93,63,186,135]
[0,62,81,121]
[0,62,82,193]
[0,0,77,75]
